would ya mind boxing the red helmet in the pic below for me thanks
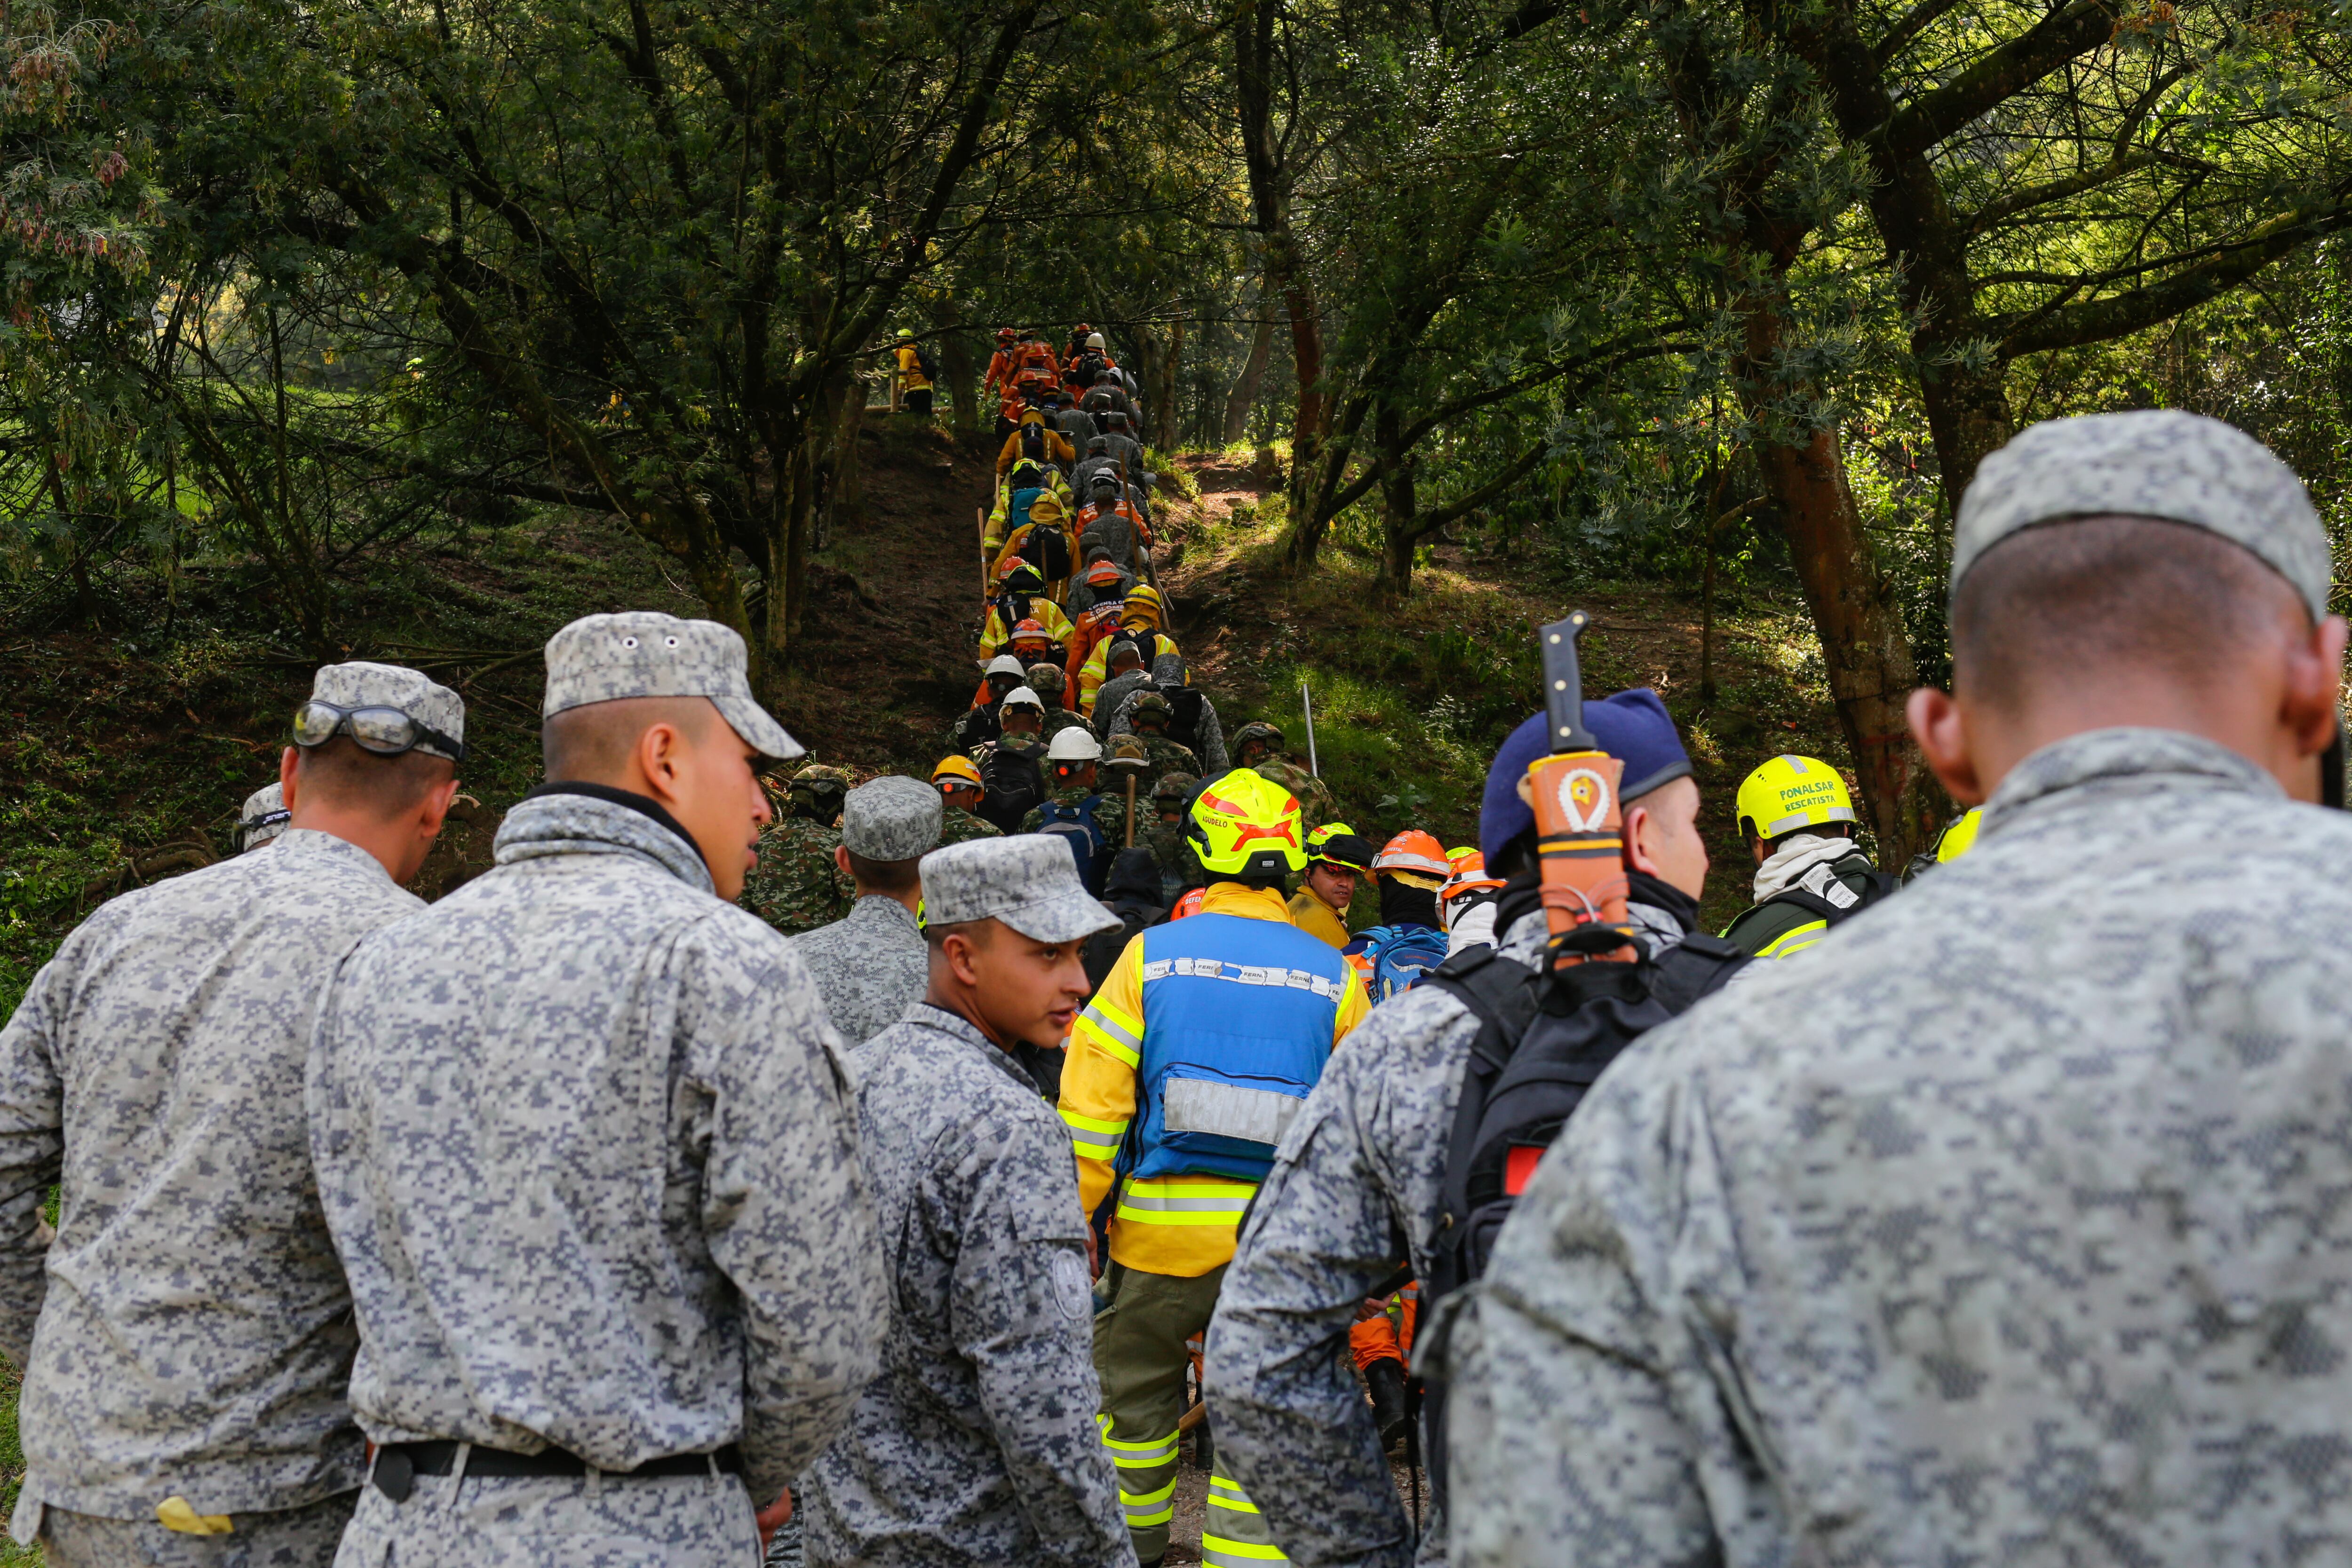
[1172,888,1207,919]
[1074,321,1093,336]
[997,326,1017,341]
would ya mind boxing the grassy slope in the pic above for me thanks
[0,420,1851,1547]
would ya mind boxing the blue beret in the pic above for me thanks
[1479,688,1692,863]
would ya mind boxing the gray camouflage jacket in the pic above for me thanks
[1431,729,2352,1565]
[803,1005,1131,1568]
[794,895,927,1047]
[306,790,887,1503]
[0,831,418,1520]
[1208,901,1688,1567]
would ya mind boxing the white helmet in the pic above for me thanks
[999,685,1044,712]
[984,653,1027,677]
[1086,332,1106,350]
[1048,727,1104,762]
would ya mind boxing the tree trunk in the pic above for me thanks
[1751,426,1931,861]
[939,320,980,443]
[1148,318,1181,451]
[1223,309,1276,444]
[1915,356,2012,506]
[824,366,867,536]
[1375,410,1417,596]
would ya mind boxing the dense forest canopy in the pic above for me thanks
[7,0,2352,857]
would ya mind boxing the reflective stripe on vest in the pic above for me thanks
[1127,913,1349,1185]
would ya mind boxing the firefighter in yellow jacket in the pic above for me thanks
[1075,585,1180,715]
[1058,769,1368,1567]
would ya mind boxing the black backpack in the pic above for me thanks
[975,744,1045,832]
[1077,350,1108,387]
[1753,865,1899,929]
[1416,933,1747,1500]
[1021,423,1047,463]
[914,343,940,380]
[1163,688,1208,754]
[1021,519,1073,581]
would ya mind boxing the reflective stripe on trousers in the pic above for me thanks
[1203,1472,1291,1564]
[1095,1415,1178,1529]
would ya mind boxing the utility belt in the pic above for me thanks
[370,1440,743,1502]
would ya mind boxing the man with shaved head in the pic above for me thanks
[1435,412,2352,1566]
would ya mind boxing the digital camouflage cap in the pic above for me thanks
[308,661,467,761]
[840,776,942,861]
[541,611,802,762]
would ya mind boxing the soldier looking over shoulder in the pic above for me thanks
[801,836,1132,1568]
[0,662,465,1568]
[1436,411,2352,1566]
[308,612,887,1568]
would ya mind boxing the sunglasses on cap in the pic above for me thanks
[292,701,465,762]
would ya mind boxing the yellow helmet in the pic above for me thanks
[1187,767,1305,877]
[932,755,983,791]
[1935,807,1983,863]
[1124,584,1164,627]
[1735,754,1856,842]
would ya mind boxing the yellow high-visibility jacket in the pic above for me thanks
[1059,882,1368,1277]
[1286,887,1351,951]
[1077,627,1181,714]
[977,597,1075,660]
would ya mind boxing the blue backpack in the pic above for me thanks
[1353,923,1450,1003]
[1037,796,1107,895]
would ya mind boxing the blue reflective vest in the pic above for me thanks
[1127,912,1355,1184]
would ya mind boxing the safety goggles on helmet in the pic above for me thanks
[1306,823,1375,874]
[292,701,464,762]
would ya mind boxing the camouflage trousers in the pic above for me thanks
[332,1465,763,1568]
[1094,1263,1290,1566]
[29,1490,355,1568]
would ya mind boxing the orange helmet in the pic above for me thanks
[1445,844,1481,873]
[1087,560,1125,585]
[1009,617,1052,652]
[997,326,1017,341]
[1171,888,1206,919]
[1373,830,1450,880]
[1438,849,1504,906]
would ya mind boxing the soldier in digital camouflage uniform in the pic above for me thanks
[1230,721,1335,825]
[0,661,466,1568]
[792,776,940,1048]
[310,612,887,1568]
[1433,411,2352,1565]
[1088,641,1153,739]
[801,837,1131,1568]
[1203,693,1709,1567]
[1030,663,1092,742]
[239,779,291,850]
[742,763,856,934]
[1121,693,1200,781]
